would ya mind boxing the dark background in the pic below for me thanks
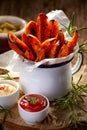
[0,0,87,43]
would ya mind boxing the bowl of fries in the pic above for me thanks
[0,15,26,53]
[8,13,82,101]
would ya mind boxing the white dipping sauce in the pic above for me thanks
[0,83,16,96]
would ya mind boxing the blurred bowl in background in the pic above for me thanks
[0,15,26,53]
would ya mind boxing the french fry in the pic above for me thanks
[42,38,56,53]
[47,43,57,58]
[37,13,48,42]
[67,31,78,52]
[21,33,31,47]
[47,38,58,58]
[48,20,60,38]
[35,48,45,62]
[26,21,37,36]
[56,30,65,44]
[27,34,42,55]
[24,50,36,61]
[57,44,69,57]
[22,33,41,53]
[8,41,25,57]
[8,32,29,52]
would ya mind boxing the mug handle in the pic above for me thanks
[71,52,83,74]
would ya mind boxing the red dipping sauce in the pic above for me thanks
[20,94,48,112]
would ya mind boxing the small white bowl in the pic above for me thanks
[0,79,19,108]
[18,93,49,125]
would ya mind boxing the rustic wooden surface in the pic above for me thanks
[0,0,87,130]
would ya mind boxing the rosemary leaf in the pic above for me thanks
[69,110,81,128]
[79,40,87,54]
[0,105,12,123]
[78,94,85,102]
[3,111,8,123]
[0,68,9,75]
[0,68,14,80]
[77,75,83,85]
[77,27,87,31]
[76,104,87,113]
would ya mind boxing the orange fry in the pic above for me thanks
[37,13,48,42]
[47,40,58,58]
[35,48,45,62]
[22,33,43,61]
[21,33,31,47]
[26,21,37,36]
[48,20,60,38]
[27,34,41,54]
[67,31,78,52]
[42,38,56,53]
[8,41,25,57]
[24,50,36,61]
[8,32,29,52]
[57,44,69,57]
[56,30,65,44]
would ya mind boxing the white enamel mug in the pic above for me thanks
[19,52,83,101]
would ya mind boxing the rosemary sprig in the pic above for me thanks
[55,75,87,128]
[0,105,12,123]
[79,40,87,54]
[27,97,38,104]
[62,12,87,37]
[61,12,87,55]
[67,12,77,36]
[0,68,9,75]
[69,110,81,128]
[0,68,13,80]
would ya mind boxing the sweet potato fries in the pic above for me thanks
[8,13,78,62]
